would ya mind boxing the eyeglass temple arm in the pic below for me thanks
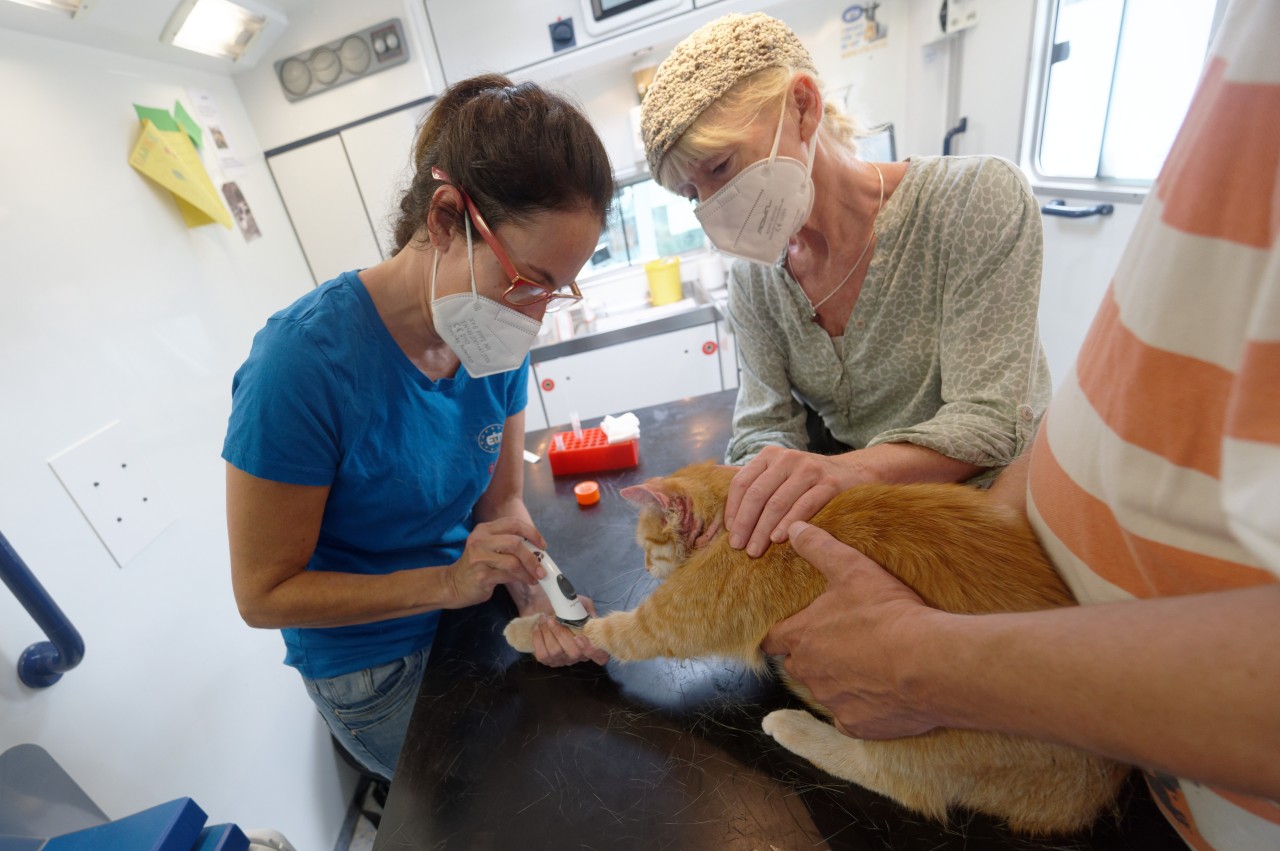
[429,166,521,281]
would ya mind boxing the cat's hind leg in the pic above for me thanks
[762,709,951,825]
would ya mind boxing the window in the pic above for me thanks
[585,174,706,276]
[1033,0,1222,185]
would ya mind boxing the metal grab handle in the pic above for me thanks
[1041,199,1115,218]
[0,530,84,688]
[943,116,967,156]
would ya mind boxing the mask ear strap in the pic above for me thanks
[767,92,788,161]
[463,211,478,298]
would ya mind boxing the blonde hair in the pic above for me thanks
[656,67,861,191]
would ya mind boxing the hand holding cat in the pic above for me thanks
[446,517,547,609]
[725,447,862,558]
[762,520,943,740]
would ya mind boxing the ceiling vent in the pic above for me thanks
[275,18,408,102]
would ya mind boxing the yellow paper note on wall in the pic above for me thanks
[128,119,232,229]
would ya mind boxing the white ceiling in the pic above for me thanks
[0,0,309,75]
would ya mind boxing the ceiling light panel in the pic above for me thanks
[4,0,89,17]
[161,0,280,62]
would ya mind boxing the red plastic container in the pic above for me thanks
[546,427,640,476]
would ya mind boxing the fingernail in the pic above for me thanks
[730,534,743,549]
[748,543,763,557]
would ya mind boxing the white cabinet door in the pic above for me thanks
[425,0,581,85]
[533,324,723,427]
[268,137,383,286]
[1036,194,1143,388]
[524,369,549,432]
[341,105,430,259]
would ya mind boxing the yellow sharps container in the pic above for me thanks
[644,256,682,306]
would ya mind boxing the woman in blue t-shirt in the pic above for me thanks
[222,74,615,780]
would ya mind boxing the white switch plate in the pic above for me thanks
[48,422,176,568]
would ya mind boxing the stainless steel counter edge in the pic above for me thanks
[530,303,723,363]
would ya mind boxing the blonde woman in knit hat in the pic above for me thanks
[642,12,1051,558]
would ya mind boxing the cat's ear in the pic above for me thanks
[620,483,671,510]
[620,484,668,509]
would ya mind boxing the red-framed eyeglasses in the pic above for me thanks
[431,167,583,310]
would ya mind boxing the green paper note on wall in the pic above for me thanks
[133,104,179,133]
[173,100,202,149]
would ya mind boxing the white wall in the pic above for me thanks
[233,0,441,152]
[0,26,354,850]
[520,0,974,175]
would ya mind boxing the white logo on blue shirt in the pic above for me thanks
[478,424,503,453]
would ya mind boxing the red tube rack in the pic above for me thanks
[546,427,640,476]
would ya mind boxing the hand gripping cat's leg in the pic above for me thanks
[762,709,951,824]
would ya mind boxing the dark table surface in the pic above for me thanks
[375,389,1185,851]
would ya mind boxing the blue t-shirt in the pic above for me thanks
[222,271,528,680]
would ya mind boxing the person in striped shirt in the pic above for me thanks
[761,0,1280,846]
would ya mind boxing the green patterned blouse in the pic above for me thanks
[724,155,1053,484]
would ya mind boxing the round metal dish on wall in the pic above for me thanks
[309,47,342,85]
[339,36,372,74]
[278,57,312,98]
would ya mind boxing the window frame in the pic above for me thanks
[1020,0,1230,204]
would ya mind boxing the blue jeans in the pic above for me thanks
[302,646,429,781]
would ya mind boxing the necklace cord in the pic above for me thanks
[803,162,885,320]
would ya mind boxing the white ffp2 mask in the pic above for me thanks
[694,94,817,266]
[430,215,542,379]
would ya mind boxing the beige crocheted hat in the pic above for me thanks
[640,12,816,179]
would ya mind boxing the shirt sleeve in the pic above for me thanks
[221,318,346,486]
[867,158,1052,470]
[507,353,530,418]
[723,263,809,465]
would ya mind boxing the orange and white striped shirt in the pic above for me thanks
[1026,0,1280,847]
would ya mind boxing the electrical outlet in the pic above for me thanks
[48,422,176,568]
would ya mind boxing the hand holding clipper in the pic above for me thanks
[522,541,589,628]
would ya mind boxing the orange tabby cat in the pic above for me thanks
[504,461,1130,835]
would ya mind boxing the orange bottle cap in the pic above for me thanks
[574,480,600,506]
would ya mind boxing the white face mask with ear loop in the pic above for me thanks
[429,213,543,379]
[693,92,818,266]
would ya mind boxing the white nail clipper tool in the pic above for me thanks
[522,541,589,628]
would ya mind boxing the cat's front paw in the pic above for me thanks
[503,615,539,653]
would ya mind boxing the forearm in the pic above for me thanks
[906,585,1280,799]
[475,493,533,526]
[985,452,1029,512]
[843,441,984,485]
[240,562,462,629]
